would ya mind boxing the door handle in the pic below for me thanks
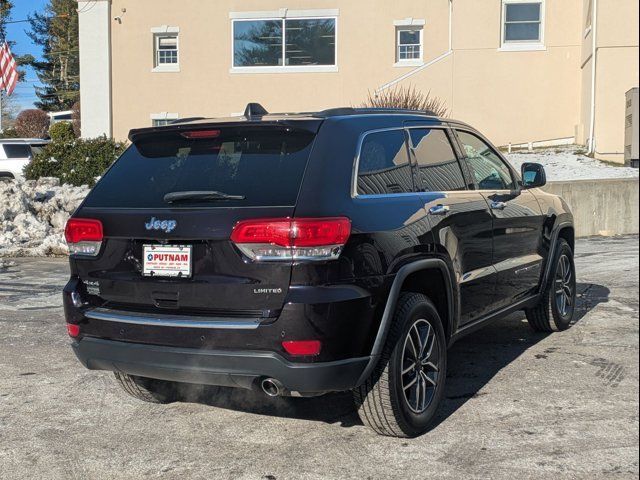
[491,201,507,210]
[428,204,450,216]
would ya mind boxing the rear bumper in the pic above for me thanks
[72,336,370,394]
[64,275,386,362]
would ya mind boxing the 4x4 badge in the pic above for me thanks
[145,217,177,233]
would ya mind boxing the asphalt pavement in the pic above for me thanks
[0,236,638,479]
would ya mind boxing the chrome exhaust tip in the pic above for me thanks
[261,378,283,397]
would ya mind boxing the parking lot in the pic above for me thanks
[0,236,638,480]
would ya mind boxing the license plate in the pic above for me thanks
[143,245,192,278]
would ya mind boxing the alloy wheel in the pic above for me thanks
[555,254,574,317]
[400,319,440,414]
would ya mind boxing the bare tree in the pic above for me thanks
[15,109,50,138]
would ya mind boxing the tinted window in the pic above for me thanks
[233,20,283,67]
[457,131,516,190]
[285,19,336,66]
[233,18,336,67]
[357,130,413,195]
[409,129,466,191]
[84,128,316,208]
[3,144,32,159]
[504,3,541,42]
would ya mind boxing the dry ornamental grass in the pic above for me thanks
[362,85,448,117]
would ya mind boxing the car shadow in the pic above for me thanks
[177,282,610,430]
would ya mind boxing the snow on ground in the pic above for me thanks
[0,178,89,257]
[505,146,639,181]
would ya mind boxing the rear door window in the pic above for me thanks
[408,128,467,192]
[356,129,414,195]
[83,127,316,208]
[3,144,33,159]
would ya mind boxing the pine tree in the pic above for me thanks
[0,0,13,40]
[28,0,79,111]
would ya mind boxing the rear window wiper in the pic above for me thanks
[163,190,246,203]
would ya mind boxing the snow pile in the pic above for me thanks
[505,147,639,181]
[0,258,15,269]
[0,178,89,257]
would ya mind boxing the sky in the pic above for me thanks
[6,0,49,111]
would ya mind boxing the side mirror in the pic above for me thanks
[521,162,546,189]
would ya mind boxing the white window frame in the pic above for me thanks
[394,23,424,67]
[499,0,546,52]
[229,9,339,74]
[151,26,180,72]
[150,112,179,127]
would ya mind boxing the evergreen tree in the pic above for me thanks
[28,0,79,111]
[0,0,11,39]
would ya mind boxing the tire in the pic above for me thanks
[525,238,576,332]
[113,372,179,404]
[353,293,447,438]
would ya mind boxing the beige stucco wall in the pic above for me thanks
[105,0,635,155]
[579,0,639,163]
[110,0,456,140]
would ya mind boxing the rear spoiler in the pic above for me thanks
[128,119,323,143]
[129,102,326,142]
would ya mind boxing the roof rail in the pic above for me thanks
[316,107,437,118]
[244,103,269,118]
[170,117,205,125]
[317,107,358,117]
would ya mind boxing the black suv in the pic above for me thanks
[63,105,576,437]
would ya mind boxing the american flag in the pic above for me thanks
[0,41,18,96]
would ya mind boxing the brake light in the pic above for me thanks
[231,217,351,262]
[64,218,103,257]
[181,129,221,139]
[282,340,321,356]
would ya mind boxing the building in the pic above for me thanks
[78,0,639,164]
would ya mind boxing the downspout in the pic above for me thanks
[376,0,453,93]
[587,0,598,154]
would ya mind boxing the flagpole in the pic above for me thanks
[0,34,3,133]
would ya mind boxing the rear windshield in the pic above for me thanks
[3,144,33,159]
[84,127,316,208]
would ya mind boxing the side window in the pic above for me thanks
[456,131,516,190]
[396,28,423,62]
[154,34,179,67]
[357,130,413,195]
[409,128,466,191]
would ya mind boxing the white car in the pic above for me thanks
[0,139,49,179]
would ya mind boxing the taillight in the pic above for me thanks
[231,217,351,262]
[64,218,103,257]
[282,340,322,356]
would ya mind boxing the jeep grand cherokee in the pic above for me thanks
[63,104,576,437]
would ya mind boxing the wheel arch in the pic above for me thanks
[399,268,453,341]
[356,258,456,386]
[558,225,575,252]
[538,220,575,296]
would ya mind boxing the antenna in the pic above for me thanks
[244,103,269,118]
